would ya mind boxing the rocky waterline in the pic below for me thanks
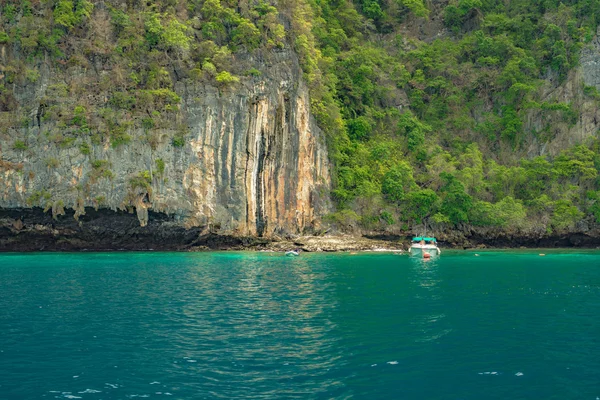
[1,208,599,252]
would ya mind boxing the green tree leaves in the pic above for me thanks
[398,0,430,18]
[144,13,191,51]
[439,172,473,224]
[215,71,240,86]
[404,189,439,223]
[552,200,584,231]
[53,0,93,29]
[471,197,526,228]
[382,162,417,202]
[347,117,372,141]
[397,112,431,152]
[361,0,385,20]
[553,145,598,183]
[231,20,261,49]
[444,0,481,30]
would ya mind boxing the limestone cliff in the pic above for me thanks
[523,28,600,156]
[0,48,331,238]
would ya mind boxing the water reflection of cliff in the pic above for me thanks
[179,254,344,397]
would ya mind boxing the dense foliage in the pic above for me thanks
[288,0,600,234]
[1,0,600,234]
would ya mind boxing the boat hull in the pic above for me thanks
[409,245,440,257]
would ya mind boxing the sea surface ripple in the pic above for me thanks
[0,250,599,399]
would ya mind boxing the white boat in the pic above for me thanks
[285,250,300,256]
[409,237,441,257]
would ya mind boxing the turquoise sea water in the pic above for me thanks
[0,251,599,399]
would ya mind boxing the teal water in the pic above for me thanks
[0,251,599,399]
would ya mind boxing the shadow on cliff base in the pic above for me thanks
[2,208,599,251]
[0,207,267,251]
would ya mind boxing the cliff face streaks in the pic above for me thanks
[181,77,330,236]
[0,49,330,238]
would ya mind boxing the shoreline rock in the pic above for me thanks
[1,208,599,252]
[264,235,405,252]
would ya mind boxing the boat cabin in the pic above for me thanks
[411,237,437,244]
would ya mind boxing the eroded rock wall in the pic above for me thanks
[524,28,600,156]
[0,50,331,238]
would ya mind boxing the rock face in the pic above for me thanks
[436,226,600,249]
[0,207,279,251]
[580,28,600,89]
[0,49,331,239]
[523,29,600,157]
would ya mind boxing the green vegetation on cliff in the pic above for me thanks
[1,0,599,235]
[287,0,600,234]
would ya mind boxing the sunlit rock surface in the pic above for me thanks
[0,49,331,238]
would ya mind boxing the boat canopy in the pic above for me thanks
[412,237,437,242]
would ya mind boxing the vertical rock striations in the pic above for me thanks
[0,49,331,239]
[182,76,330,236]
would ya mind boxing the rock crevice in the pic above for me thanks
[0,50,331,238]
